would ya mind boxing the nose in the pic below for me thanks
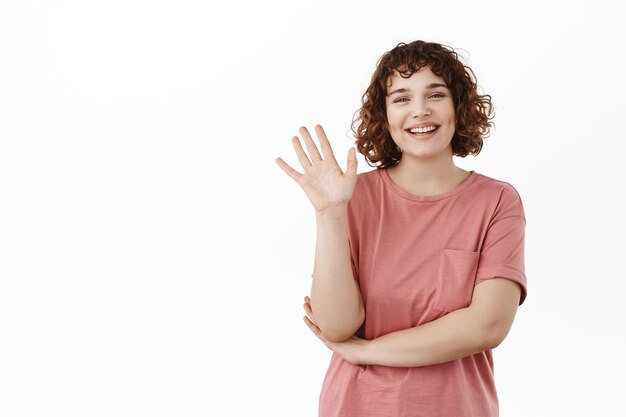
[410,98,431,118]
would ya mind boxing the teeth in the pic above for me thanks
[409,126,437,133]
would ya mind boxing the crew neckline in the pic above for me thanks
[378,168,479,202]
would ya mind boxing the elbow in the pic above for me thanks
[321,308,365,343]
[321,331,351,343]
[481,323,510,350]
[322,328,358,343]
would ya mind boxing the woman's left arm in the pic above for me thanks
[360,277,521,367]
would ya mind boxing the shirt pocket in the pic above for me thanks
[433,248,480,313]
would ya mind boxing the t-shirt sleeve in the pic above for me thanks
[475,184,527,305]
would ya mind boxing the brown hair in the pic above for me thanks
[350,40,495,168]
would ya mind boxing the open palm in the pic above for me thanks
[275,124,357,214]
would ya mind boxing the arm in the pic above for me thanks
[361,278,521,367]
[309,205,365,343]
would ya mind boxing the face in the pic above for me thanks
[385,66,456,160]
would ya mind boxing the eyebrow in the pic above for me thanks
[386,83,448,96]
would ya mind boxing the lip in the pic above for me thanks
[405,122,440,130]
[406,125,439,140]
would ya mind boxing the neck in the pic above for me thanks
[385,152,469,196]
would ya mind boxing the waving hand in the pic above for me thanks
[275,125,358,214]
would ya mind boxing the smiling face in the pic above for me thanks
[385,66,456,160]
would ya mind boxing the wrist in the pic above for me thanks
[315,204,348,220]
[358,338,374,366]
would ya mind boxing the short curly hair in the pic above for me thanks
[350,40,495,168]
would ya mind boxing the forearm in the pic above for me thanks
[310,205,364,342]
[362,307,494,367]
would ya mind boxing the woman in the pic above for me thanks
[275,40,526,417]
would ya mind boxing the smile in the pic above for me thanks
[408,126,437,133]
[405,126,439,138]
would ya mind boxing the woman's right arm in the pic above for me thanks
[275,124,364,343]
[310,204,365,343]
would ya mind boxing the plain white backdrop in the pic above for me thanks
[1,0,624,416]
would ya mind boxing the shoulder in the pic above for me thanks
[355,168,380,183]
[474,172,522,195]
[473,172,526,221]
[351,168,382,196]
[347,169,382,215]
[474,172,524,205]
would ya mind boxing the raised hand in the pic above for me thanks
[275,125,358,214]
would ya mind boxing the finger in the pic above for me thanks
[299,126,323,162]
[275,157,303,183]
[303,316,324,340]
[291,135,314,169]
[346,147,358,179]
[314,124,337,162]
[303,301,313,318]
[303,302,317,326]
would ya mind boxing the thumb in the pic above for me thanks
[346,147,357,177]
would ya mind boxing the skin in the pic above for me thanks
[303,295,367,365]
[275,125,364,343]
[298,66,522,367]
[275,125,357,214]
[384,65,471,197]
[303,278,521,367]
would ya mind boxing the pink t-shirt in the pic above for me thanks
[318,168,527,417]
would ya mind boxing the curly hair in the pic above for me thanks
[350,40,495,168]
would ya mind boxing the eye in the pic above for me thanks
[393,93,445,103]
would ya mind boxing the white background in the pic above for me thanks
[1,0,625,416]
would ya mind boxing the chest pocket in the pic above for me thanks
[433,248,480,313]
